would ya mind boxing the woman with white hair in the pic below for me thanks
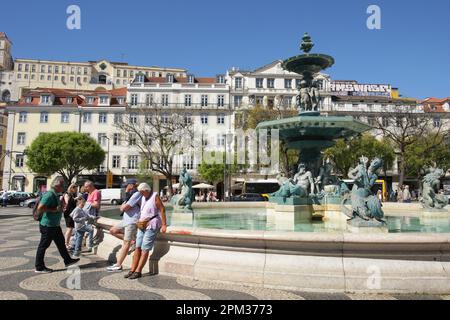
[126,183,167,280]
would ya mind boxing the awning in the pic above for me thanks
[192,183,215,189]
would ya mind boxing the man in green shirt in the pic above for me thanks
[35,177,80,273]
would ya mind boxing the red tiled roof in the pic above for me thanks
[17,87,127,107]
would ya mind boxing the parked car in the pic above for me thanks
[100,188,123,205]
[9,192,36,206]
[22,197,39,208]
[231,193,268,202]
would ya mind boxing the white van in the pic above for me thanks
[100,188,123,205]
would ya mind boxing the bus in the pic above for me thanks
[241,179,280,199]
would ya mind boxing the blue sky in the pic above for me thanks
[1,0,449,99]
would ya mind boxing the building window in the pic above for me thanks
[17,74,22,79]
[217,95,225,107]
[123,70,127,77]
[367,116,376,126]
[217,134,225,147]
[18,64,22,71]
[145,94,153,106]
[184,114,192,125]
[130,113,138,124]
[82,112,92,123]
[87,97,94,104]
[201,95,208,107]
[113,133,121,146]
[48,66,52,73]
[136,74,145,83]
[183,155,194,170]
[188,75,194,83]
[61,112,70,123]
[128,156,139,170]
[130,94,138,106]
[234,96,242,108]
[114,113,123,124]
[112,156,121,169]
[256,78,263,88]
[40,112,49,123]
[17,132,26,145]
[434,117,441,128]
[295,79,302,88]
[98,133,107,146]
[16,155,24,168]
[41,95,51,104]
[235,77,243,89]
[283,96,292,108]
[84,67,88,75]
[25,64,29,72]
[167,74,174,83]
[217,75,225,84]
[62,66,66,74]
[66,97,73,104]
[217,114,225,125]
[18,112,27,123]
[161,94,169,107]
[99,96,109,105]
[145,114,152,124]
[382,117,389,127]
[161,114,169,124]
[99,112,107,124]
[284,79,292,89]
[267,78,275,88]
[185,95,192,107]
[54,66,59,74]
[201,114,208,125]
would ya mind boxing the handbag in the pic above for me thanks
[136,214,159,231]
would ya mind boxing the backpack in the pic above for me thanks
[32,195,43,221]
[32,191,60,222]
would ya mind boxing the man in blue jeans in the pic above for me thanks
[35,177,80,273]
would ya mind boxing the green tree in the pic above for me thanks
[324,134,395,177]
[25,132,105,185]
[405,133,450,179]
[198,152,240,185]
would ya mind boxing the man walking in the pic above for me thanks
[35,177,80,273]
[106,182,142,272]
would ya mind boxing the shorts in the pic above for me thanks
[114,221,138,241]
[136,228,159,252]
[63,214,75,229]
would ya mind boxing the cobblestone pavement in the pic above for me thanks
[0,207,448,300]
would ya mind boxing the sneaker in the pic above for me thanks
[106,264,123,272]
[65,258,80,268]
[124,271,134,279]
[35,267,53,274]
[128,272,142,280]
[72,252,81,258]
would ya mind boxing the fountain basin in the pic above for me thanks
[95,214,450,294]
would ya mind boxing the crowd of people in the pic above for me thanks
[194,191,219,202]
[34,177,167,280]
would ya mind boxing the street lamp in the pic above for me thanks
[223,130,233,202]
[104,135,110,188]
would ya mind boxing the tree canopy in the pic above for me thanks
[26,132,105,185]
[405,133,450,178]
[324,134,395,177]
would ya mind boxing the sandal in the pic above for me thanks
[128,272,142,280]
[124,271,134,279]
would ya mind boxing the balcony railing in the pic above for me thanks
[128,103,233,111]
